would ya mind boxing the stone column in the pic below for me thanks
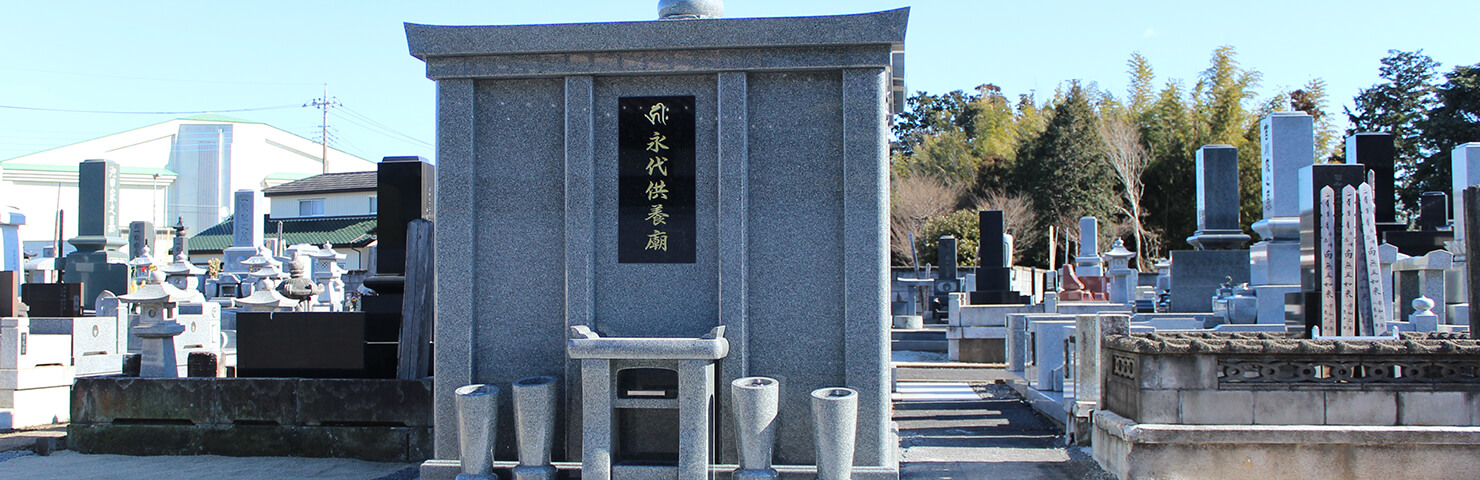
[1452,143,1480,248]
[1187,145,1251,250]
[1074,217,1103,276]
[1251,113,1314,323]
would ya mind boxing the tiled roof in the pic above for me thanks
[188,215,376,252]
[262,171,377,196]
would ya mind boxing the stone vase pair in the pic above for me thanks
[454,376,560,480]
[730,377,858,480]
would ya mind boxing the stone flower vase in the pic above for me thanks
[512,376,559,480]
[731,377,780,479]
[455,384,499,480]
[810,387,858,480]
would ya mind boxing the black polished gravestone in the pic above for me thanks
[1384,191,1454,256]
[1346,133,1405,237]
[359,156,436,378]
[1294,163,1369,336]
[236,311,395,378]
[930,235,963,316]
[364,156,436,293]
[969,210,1029,305]
[20,283,82,318]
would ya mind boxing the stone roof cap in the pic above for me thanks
[406,7,908,59]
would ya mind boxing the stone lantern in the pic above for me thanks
[1103,238,1138,305]
[119,270,198,377]
[307,243,347,311]
[160,250,206,294]
[127,246,157,293]
[236,249,292,312]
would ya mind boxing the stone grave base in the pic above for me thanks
[947,337,1004,363]
[1,365,74,429]
[1092,409,1480,480]
[68,377,431,462]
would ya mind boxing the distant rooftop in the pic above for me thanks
[189,214,377,252]
[262,171,377,197]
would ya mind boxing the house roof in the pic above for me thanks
[262,171,378,197]
[189,214,376,252]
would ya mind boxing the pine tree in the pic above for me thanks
[1012,81,1117,266]
[1414,64,1480,207]
[1346,50,1440,216]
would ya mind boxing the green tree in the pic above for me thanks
[1346,49,1440,216]
[1012,81,1116,266]
[915,209,981,267]
[1289,78,1339,160]
[1414,63,1480,207]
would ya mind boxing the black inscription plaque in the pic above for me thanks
[619,96,695,263]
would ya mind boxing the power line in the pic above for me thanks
[0,104,303,115]
[0,66,320,87]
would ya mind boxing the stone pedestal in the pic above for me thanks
[567,326,727,480]
[1168,250,1250,313]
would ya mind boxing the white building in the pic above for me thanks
[0,114,376,257]
[188,171,378,270]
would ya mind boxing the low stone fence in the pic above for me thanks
[1093,331,1480,479]
[1102,331,1480,426]
[68,377,432,462]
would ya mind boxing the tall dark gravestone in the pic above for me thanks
[361,156,436,377]
[1345,133,1402,234]
[1170,145,1250,313]
[969,210,1028,305]
[128,221,155,260]
[62,159,129,309]
[408,7,906,478]
[1295,163,1369,336]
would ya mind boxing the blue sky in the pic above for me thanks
[1,0,1475,163]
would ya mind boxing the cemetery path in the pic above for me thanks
[895,380,1113,480]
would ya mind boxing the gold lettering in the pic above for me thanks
[646,204,669,225]
[646,156,668,176]
[645,230,669,251]
[646,132,668,153]
[646,180,669,200]
[644,103,669,125]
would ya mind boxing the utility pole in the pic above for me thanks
[304,84,340,174]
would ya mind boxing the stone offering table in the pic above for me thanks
[567,325,727,480]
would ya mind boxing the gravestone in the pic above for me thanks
[361,156,436,379]
[1345,133,1405,236]
[1250,113,1313,323]
[1295,163,1377,336]
[221,190,263,275]
[970,211,1030,305]
[0,270,21,317]
[128,221,155,261]
[0,208,23,273]
[1451,143,1480,247]
[61,159,129,309]
[1187,145,1251,250]
[20,283,81,317]
[1385,191,1454,256]
[408,6,905,478]
[1074,217,1103,276]
[1170,145,1251,312]
[929,236,963,318]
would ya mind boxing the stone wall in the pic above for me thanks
[1102,331,1480,426]
[68,377,431,462]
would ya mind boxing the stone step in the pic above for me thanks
[891,340,947,353]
